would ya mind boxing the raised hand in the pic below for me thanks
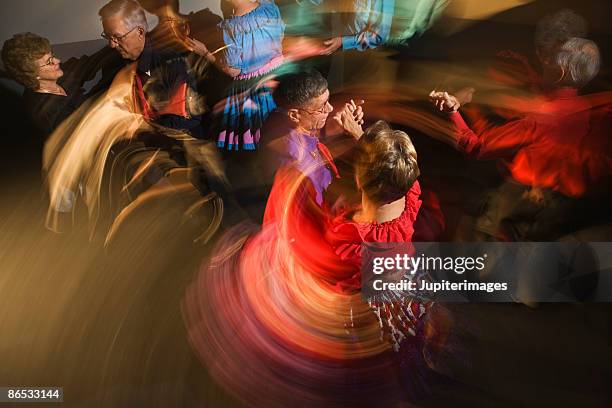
[333,99,365,140]
[429,90,461,112]
[349,99,365,125]
[185,37,213,61]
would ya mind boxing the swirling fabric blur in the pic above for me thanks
[183,170,426,406]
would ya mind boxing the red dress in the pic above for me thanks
[325,181,423,293]
[185,169,435,405]
[325,181,431,351]
[264,167,440,294]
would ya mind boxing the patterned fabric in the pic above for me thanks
[367,296,430,352]
[216,1,287,151]
[216,74,277,150]
[132,38,201,133]
[134,75,188,120]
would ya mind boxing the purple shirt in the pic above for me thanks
[281,129,333,206]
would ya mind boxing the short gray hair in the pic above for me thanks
[99,0,148,31]
[556,37,600,88]
[275,70,328,109]
[535,9,587,61]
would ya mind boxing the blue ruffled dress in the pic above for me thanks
[216,1,286,151]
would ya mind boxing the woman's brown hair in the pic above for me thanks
[356,120,419,205]
[2,32,51,89]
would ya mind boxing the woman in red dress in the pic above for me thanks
[184,120,442,405]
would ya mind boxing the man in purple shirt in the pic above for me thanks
[259,70,365,206]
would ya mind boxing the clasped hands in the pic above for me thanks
[333,99,365,140]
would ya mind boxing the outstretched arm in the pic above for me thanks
[429,89,534,159]
[185,37,241,78]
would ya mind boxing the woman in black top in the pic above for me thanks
[2,32,123,136]
[1,32,124,221]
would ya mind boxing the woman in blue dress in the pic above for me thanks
[187,0,286,151]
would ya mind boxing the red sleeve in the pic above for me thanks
[450,111,536,160]
[263,165,358,291]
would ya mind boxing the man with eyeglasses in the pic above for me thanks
[99,0,147,62]
[98,0,212,204]
[98,0,205,135]
[251,70,365,224]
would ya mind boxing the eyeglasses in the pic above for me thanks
[298,101,331,115]
[39,53,57,68]
[101,26,138,44]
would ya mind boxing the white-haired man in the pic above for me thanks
[98,0,205,135]
[98,0,211,201]
[100,0,148,61]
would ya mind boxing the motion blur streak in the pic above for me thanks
[42,62,225,244]
[44,63,148,233]
[184,168,420,406]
